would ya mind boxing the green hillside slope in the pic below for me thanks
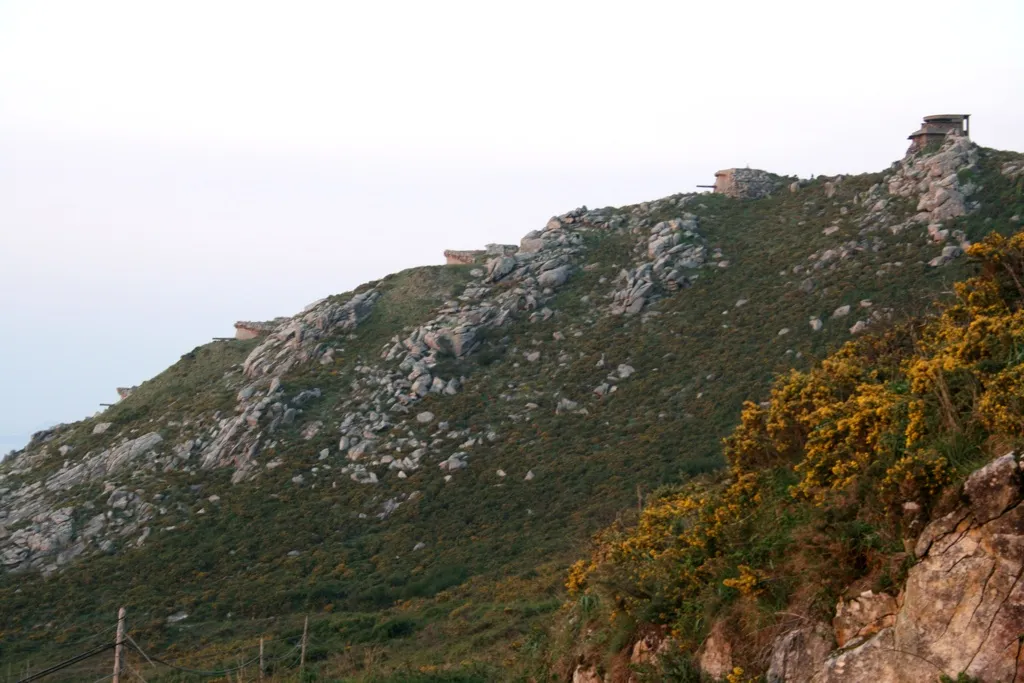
[2,138,1022,681]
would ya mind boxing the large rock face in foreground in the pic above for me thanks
[792,452,1024,682]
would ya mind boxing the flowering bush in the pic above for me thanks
[566,229,1024,674]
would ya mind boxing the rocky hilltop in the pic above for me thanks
[3,131,1024,681]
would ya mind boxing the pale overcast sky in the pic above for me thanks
[1,0,1022,454]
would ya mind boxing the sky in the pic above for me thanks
[1,0,1023,455]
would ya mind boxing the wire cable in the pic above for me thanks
[125,639,267,677]
[48,623,119,653]
[14,642,115,683]
[126,635,251,669]
[10,623,305,682]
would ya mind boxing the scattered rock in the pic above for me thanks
[698,621,734,680]
[556,398,579,414]
[766,622,833,683]
[571,665,601,683]
[439,453,468,471]
[832,305,851,319]
[834,590,898,647]
[538,265,572,288]
[962,452,1020,523]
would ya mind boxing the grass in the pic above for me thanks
[1,144,1022,680]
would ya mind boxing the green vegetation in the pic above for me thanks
[559,230,1024,677]
[1,145,1022,681]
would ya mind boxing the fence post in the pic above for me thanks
[259,637,264,681]
[112,607,126,683]
[300,616,309,672]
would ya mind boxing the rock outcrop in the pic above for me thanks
[610,211,720,315]
[0,432,162,573]
[767,622,834,683]
[888,135,978,224]
[242,291,380,379]
[761,452,1024,682]
[698,621,735,679]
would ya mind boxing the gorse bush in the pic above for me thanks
[566,230,1024,672]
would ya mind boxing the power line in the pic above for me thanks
[54,623,119,651]
[128,633,301,668]
[127,637,255,669]
[125,637,302,677]
[10,612,309,683]
[15,642,115,683]
[5,621,119,678]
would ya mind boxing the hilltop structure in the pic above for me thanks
[702,115,973,200]
[115,386,137,400]
[234,320,277,340]
[443,250,483,265]
[907,114,970,153]
[710,168,781,199]
[443,243,518,265]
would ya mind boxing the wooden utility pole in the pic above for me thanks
[258,637,264,681]
[112,607,126,683]
[300,616,309,672]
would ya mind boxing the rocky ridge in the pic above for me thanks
[2,134,1019,682]
[0,139,984,574]
[0,197,726,573]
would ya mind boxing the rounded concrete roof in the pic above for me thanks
[923,114,968,122]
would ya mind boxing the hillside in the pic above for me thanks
[559,229,1024,682]
[2,133,1023,681]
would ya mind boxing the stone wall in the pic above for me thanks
[713,168,781,200]
[444,245,517,265]
[234,321,276,340]
[443,250,484,265]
